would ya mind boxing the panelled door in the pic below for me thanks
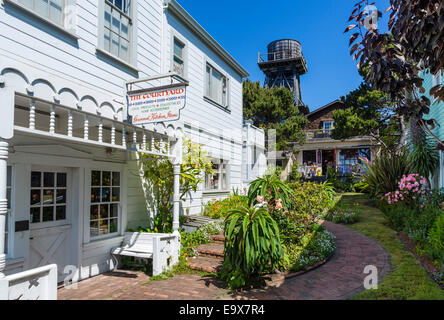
[29,166,73,282]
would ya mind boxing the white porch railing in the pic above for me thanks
[13,92,175,159]
[0,264,57,300]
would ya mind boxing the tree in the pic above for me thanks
[140,137,213,231]
[345,0,444,147]
[331,78,403,151]
[243,79,308,150]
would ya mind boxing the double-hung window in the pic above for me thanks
[205,63,229,108]
[90,171,120,238]
[205,160,228,191]
[173,38,185,77]
[5,166,12,255]
[103,0,131,62]
[323,121,334,135]
[17,0,65,26]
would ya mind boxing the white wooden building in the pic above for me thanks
[0,0,250,288]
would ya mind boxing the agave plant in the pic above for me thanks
[222,205,284,288]
[362,149,410,198]
[247,175,294,209]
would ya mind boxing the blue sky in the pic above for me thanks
[180,0,390,111]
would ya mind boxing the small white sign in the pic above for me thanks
[127,85,186,125]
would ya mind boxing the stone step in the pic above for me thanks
[195,242,224,258]
[209,234,225,243]
[187,256,223,273]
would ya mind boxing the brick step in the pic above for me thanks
[209,234,225,243]
[195,242,224,258]
[187,256,223,273]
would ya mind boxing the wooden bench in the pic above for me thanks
[111,232,180,276]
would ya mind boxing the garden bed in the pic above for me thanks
[398,231,444,290]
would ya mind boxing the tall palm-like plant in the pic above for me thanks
[247,175,294,209]
[222,205,284,288]
[408,137,439,187]
[362,149,410,198]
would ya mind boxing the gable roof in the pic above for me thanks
[306,100,345,119]
[165,0,250,78]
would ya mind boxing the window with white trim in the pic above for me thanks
[173,38,185,77]
[30,171,68,224]
[205,160,228,191]
[103,0,131,62]
[323,121,334,134]
[205,63,229,108]
[5,166,12,255]
[90,171,120,238]
[17,0,65,26]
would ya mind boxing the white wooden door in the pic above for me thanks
[29,167,73,282]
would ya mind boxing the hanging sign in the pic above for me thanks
[127,84,187,125]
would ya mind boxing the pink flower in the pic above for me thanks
[275,199,283,210]
[257,196,264,203]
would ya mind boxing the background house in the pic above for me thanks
[295,100,378,179]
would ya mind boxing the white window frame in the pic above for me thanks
[4,0,77,38]
[97,0,138,70]
[204,159,229,191]
[323,121,334,134]
[204,61,230,110]
[88,169,122,242]
[171,33,188,78]
[29,168,70,229]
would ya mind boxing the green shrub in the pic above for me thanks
[202,193,249,219]
[381,204,416,231]
[426,214,444,264]
[248,175,294,209]
[221,205,284,289]
[362,149,410,198]
[405,205,442,246]
[288,182,337,220]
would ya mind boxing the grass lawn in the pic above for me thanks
[338,193,444,300]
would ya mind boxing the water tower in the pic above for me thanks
[258,39,308,108]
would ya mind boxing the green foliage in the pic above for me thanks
[202,192,249,219]
[221,205,284,289]
[324,203,360,224]
[288,182,337,220]
[141,137,213,231]
[284,228,336,272]
[426,214,444,264]
[408,138,439,186]
[362,149,410,198]
[381,204,416,231]
[243,79,308,150]
[247,175,294,209]
[332,81,401,150]
[405,205,442,247]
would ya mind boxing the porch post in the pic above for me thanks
[172,134,183,235]
[0,139,8,278]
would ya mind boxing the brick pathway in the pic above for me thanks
[58,222,391,300]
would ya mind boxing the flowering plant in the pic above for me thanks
[385,174,430,209]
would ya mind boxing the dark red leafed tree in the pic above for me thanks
[345,0,444,146]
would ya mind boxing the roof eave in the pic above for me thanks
[165,0,250,78]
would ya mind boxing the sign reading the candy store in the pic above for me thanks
[127,84,187,125]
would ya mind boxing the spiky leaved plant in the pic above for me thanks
[221,205,284,289]
[247,175,294,209]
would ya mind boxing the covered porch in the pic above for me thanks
[0,83,184,294]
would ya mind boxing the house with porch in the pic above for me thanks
[0,0,253,295]
[295,100,378,179]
